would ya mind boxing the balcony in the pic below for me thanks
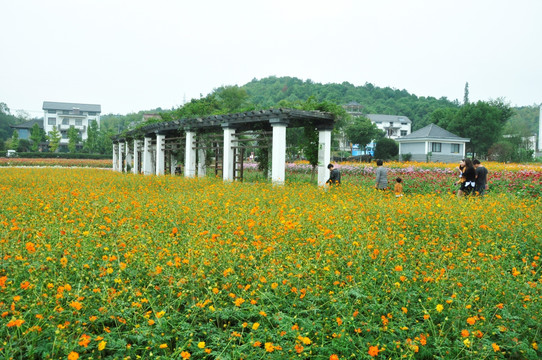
[59,124,86,131]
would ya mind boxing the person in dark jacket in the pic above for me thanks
[326,164,341,186]
[458,158,476,197]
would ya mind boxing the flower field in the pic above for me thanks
[0,158,112,168]
[1,166,541,359]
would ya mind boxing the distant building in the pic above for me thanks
[10,119,43,140]
[42,101,101,145]
[396,123,469,163]
[342,102,412,156]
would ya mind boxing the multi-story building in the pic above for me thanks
[366,114,412,139]
[343,102,412,156]
[42,101,101,145]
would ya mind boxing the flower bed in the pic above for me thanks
[0,167,540,359]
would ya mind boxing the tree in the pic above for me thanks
[463,82,469,105]
[30,123,43,152]
[83,120,100,153]
[9,130,19,150]
[67,126,80,153]
[345,116,384,154]
[47,125,61,152]
[374,138,399,160]
[433,100,513,157]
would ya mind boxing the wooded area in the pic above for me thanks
[1,76,540,162]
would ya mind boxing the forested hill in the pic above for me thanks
[242,76,460,130]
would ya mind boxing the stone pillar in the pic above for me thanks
[143,136,153,175]
[317,126,332,186]
[155,133,166,175]
[124,141,132,173]
[270,119,288,185]
[112,143,119,171]
[197,148,206,177]
[118,142,125,172]
[184,130,196,177]
[133,139,142,174]
[222,125,236,181]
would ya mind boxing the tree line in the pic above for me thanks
[1,76,540,162]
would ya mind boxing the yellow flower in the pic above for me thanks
[159,343,168,349]
[98,341,106,351]
[198,342,206,349]
[436,304,444,312]
[252,322,260,330]
[492,343,500,352]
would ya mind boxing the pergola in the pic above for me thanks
[111,108,335,185]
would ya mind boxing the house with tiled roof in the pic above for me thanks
[396,123,470,162]
[10,119,43,140]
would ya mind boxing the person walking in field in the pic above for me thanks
[375,159,388,190]
[457,158,476,197]
[473,159,488,196]
[326,163,341,186]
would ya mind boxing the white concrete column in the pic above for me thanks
[538,105,542,152]
[143,136,153,175]
[317,127,332,186]
[118,142,125,172]
[270,119,288,185]
[155,133,166,176]
[124,142,132,172]
[222,125,236,181]
[112,143,119,171]
[133,140,142,174]
[184,130,196,177]
[197,148,206,177]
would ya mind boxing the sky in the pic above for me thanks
[1,0,541,118]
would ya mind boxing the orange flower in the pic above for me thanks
[394,265,403,271]
[67,352,79,360]
[466,317,476,325]
[265,342,275,352]
[6,319,25,327]
[492,343,500,352]
[20,281,30,290]
[180,351,191,359]
[295,344,304,353]
[159,343,168,349]
[330,355,339,360]
[461,329,469,337]
[70,301,83,311]
[368,345,380,357]
[79,334,91,347]
[25,242,36,253]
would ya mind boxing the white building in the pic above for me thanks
[42,101,101,145]
[366,114,412,139]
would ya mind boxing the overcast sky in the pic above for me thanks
[1,0,541,118]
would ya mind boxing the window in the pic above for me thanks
[75,119,82,126]
[401,130,407,136]
[47,109,56,114]
[61,131,68,139]
[88,111,96,116]
[48,117,56,125]
[389,122,394,127]
[451,144,460,153]
[431,142,442,152]
[62,118,69,125]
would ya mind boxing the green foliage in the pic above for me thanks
[374,137,399,160]
[83,120,100,153]
[243,76,459,129]
[345,116,384,152]
[47,125,61,153]
[30,123,44,152]
[10,130,19,150]
[67,126,80,153]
